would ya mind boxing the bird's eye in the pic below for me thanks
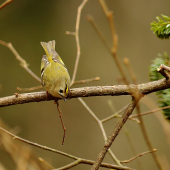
[59,89,63,93]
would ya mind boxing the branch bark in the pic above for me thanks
[0,78,170,107]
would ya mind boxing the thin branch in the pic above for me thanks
[120,149,157,163]
[91,95,141,170]
[123,58,137,84]
[157,67,170,80]
[56,101,66,145]
[86,15,111,52]
[1,78,170,107]
[17,85,43,92]
[160,64,170,72]
[38,157,55,169]
[0,127,132,170]
[65,31,75,36]
[101,104,128,123]
[136,104,163,170]
[72,77,100,85]
[0,0,13,10]
[98,0,129,85]
[78,98,121,166]
[125,58,163,170]
[130,106,170,118]
[70,0,89,86]
[0,40,41,83]
[55,160,81,170]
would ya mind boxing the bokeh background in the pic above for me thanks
[0,0,170,169]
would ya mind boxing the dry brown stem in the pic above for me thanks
[0,126,132,170]
[98,0,129,85]
[120,149,157,163]
[0,40,41,83]
[131,106,170,118]
[0,0,13,10]
[70,0,89,86]
[91,95,141,170]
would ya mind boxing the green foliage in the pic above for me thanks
[151,14,170,39]
[149,52,170,121]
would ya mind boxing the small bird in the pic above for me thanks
[40,40,70,101]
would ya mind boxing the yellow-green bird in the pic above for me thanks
[40,40,70,101]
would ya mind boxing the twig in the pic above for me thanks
[123,58,137,84]
[55,158,134,170]
[157,67,170,80]
[91,95,141,170]
[72,77,100,85]
[160,64,170,72]
[1,78,170,107]
[55,100,66,145]
[0,40,41,83]
[98,0,129,85]
[17,85,43,92]
[78,98,121,166]
[130,106,170,118]
[0,0,12,10]
[120,149,157,163]
[125,58,163,170]
[39,157,55,169]
[65,31,75,35]
[0,126,133,170]
[136,104,163,170]
[101,104,127,123]
[70,0,89,86]
[86,15,111,52]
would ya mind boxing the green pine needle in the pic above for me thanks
[151,14,170,39]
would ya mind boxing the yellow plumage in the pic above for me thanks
[40,40,70,100]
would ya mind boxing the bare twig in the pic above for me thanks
[125,58,163,170]
[86,15,111,52]
[98,0,129,85]
[65,31,75,35]
[130,106,170,118]
[78,98,121,166]
[91,95,141,170]
[0,40,41,83]
[17,85,43,92]
[0,0,13,10]
[0,126,132,170]
[123,58,137,84]
[39,157,55,169]
[157,67,170,80]
[55,100,66,145]
[160,64,170,72]
[136,104,163,170]
[120,149,157,163]
[70,0,89,86]
[72,77,100,85]
[101,104,128,123]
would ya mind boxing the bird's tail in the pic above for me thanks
[40,40,55,58]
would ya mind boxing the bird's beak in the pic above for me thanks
[64,98,66,102]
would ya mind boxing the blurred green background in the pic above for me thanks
[0,0,170,169]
